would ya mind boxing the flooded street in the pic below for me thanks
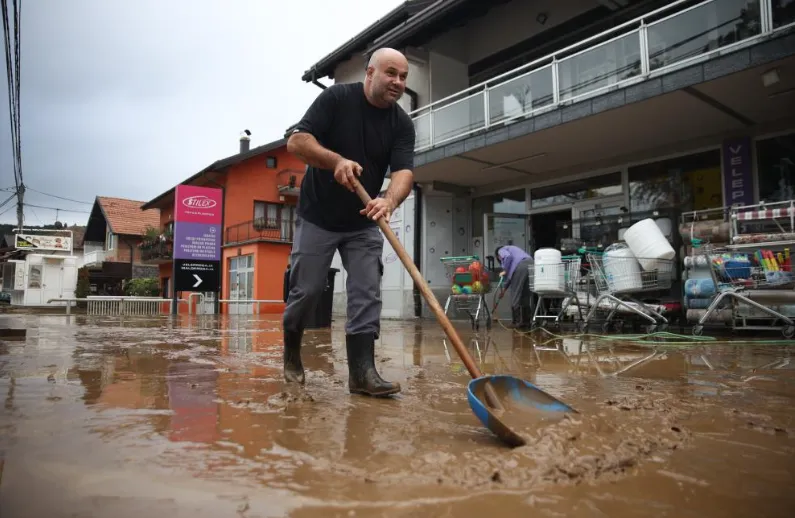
[1,314,794,517]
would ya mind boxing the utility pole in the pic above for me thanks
[16,184,24,231]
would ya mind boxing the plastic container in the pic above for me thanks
[603,245,643,292]
[654,218,673,237]
[533,248,564,292]
[623,218,676,270]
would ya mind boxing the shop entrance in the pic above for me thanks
[530,210,570,250]
[528,196,626,252]
[482,213,530,259]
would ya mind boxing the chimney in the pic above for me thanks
[239,129,251,154]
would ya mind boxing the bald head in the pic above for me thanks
[368,48,408,69]
[364,47,409,108]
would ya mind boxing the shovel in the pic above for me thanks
[352,178,576,448]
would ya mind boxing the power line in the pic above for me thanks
[23,203,91,214]
[26,187,93,205]
[2,0,23,229]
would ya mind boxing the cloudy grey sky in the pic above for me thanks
[0,0,402,226]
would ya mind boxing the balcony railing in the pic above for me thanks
[141,241,173,262]
[82,249,106,267]
[225,218,294,245]
[410,0,793,152]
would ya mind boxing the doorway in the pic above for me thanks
[530,210,570,250]
[572,196,627,247]
[483,213,529,259]
[228,254,254,315]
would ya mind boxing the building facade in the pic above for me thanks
[141,135,306,314]
[82,196,161,295]
[300,0,795,320]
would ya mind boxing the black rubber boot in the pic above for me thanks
[283,329,305,384]
[346,333,401,397]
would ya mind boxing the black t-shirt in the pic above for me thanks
[292,82,416,232]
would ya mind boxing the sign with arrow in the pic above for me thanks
[174,259,220,294]
[172,184,223,294]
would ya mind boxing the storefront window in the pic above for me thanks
[530,172,621,208]
[472,189,525,238]
[628,150,722,213]
[757,132,795,203]
[773,0,795,28]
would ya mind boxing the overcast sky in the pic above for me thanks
[0,0,402,226]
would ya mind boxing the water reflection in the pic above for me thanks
[2,314,795,517]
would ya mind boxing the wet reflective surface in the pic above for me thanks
[1,314,794,517]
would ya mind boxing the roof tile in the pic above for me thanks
[97,196,160,236]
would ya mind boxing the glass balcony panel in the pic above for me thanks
[431,91,486,145]
[647,0,762,71]
[488,65,554,125]
[413,112,431,149]
[558,31,642,102]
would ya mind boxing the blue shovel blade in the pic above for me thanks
[467,375,577,448]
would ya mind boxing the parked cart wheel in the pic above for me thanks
[783,325,795,339]
[692,325,703,336]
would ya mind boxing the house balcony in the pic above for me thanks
[410,0,795,153]
[82,249,106,268]
[140,241,173,264]
[225,218,294,246]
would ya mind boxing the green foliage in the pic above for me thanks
[124,277,160,297]
[75,267,91,299]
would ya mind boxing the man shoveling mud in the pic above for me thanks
[283,48,416,397]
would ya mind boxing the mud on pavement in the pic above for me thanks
[1,314,794,517]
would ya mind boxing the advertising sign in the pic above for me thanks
[173,185,222,293]
[15,233,73,252]
[722,136,754,207]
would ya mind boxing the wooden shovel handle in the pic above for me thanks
[352,179,504,411]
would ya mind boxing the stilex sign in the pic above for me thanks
[172,184,222,294]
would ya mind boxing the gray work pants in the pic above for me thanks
[508,257,534,311]
[283,215,384,337]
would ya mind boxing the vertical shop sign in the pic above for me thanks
[722,136,753,206]
[173,185,223,293]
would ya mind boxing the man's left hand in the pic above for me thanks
[361,197,394,222]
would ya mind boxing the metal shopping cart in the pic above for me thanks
[582,246,675,333]
[440,255,494,331]
[528,255,584,329]
[691,244,795,338]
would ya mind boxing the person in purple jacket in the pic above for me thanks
[495,245,535,328]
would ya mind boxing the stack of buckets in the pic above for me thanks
[604,218,675,292]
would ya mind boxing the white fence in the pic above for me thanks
[46,295,284,316]
[47,296,185,316]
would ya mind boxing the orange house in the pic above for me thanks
[141,135,305,313]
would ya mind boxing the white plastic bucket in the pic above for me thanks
[623,218,675,270]
[604,247,643,292]
[533,248,564,293]
[654,218,672,237]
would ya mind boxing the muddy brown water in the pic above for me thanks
[1,314,794,517]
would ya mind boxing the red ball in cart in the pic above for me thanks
[468,261,482,281]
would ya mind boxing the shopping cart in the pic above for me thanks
[582,247,675,333]
[528,255,584,328]
[440,255,494,331]
[691,244,795,338]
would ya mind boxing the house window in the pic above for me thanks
[266,156,277,168]
[106,230,116,251]
[253,201,296,240]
